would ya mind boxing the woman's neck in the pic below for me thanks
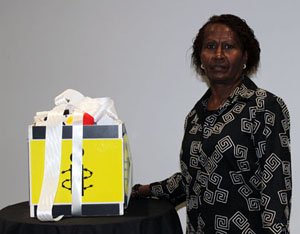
[207,78,242,111]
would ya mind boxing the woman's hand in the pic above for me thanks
[131,184,151,199]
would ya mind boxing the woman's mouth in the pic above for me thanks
[211,65,228,72]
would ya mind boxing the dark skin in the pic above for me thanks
[131,185,151,198]
[132,23,248,198]
[200,23,248,110]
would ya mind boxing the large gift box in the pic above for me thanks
[28,90,132,221]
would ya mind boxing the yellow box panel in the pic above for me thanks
[30,140,46,204]
[30,139,123,204]
[82,139,123,203]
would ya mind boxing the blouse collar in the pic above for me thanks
[195,76,258,116]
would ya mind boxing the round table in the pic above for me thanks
[0,199,183,234]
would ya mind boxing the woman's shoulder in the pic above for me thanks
[241,77,288,112]
[252,87,288,112]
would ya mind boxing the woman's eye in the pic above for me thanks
[224,44,233,49]
[206,44,215,49]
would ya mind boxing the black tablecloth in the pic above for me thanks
[0,199,183,234]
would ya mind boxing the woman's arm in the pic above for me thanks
[132,172,186,206]
[255,96,292,233]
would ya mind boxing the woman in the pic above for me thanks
[132,14,291,234]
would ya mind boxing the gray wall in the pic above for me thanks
[0,0,299,232]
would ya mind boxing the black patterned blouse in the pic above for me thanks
[150,77,291,234]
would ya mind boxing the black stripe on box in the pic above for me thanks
[63,126,73,138]
[33,204,121,216]
[83,125,119,139]
[32,125,119,139]
[32,126,46,139]
[82,204,120,216]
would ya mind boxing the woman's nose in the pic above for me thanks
[215,46,224,58]
[212,45,225,62]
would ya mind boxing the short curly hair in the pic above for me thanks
[191,14,260,77]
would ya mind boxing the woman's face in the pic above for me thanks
[200,23,247,85]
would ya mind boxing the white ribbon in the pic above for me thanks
[35,89,120,221]
[55,89,84,106]
[71,111,83,216]
[37,105,65,221]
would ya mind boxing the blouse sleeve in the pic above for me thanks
[149,172,186,206]
[255,97,292,233]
